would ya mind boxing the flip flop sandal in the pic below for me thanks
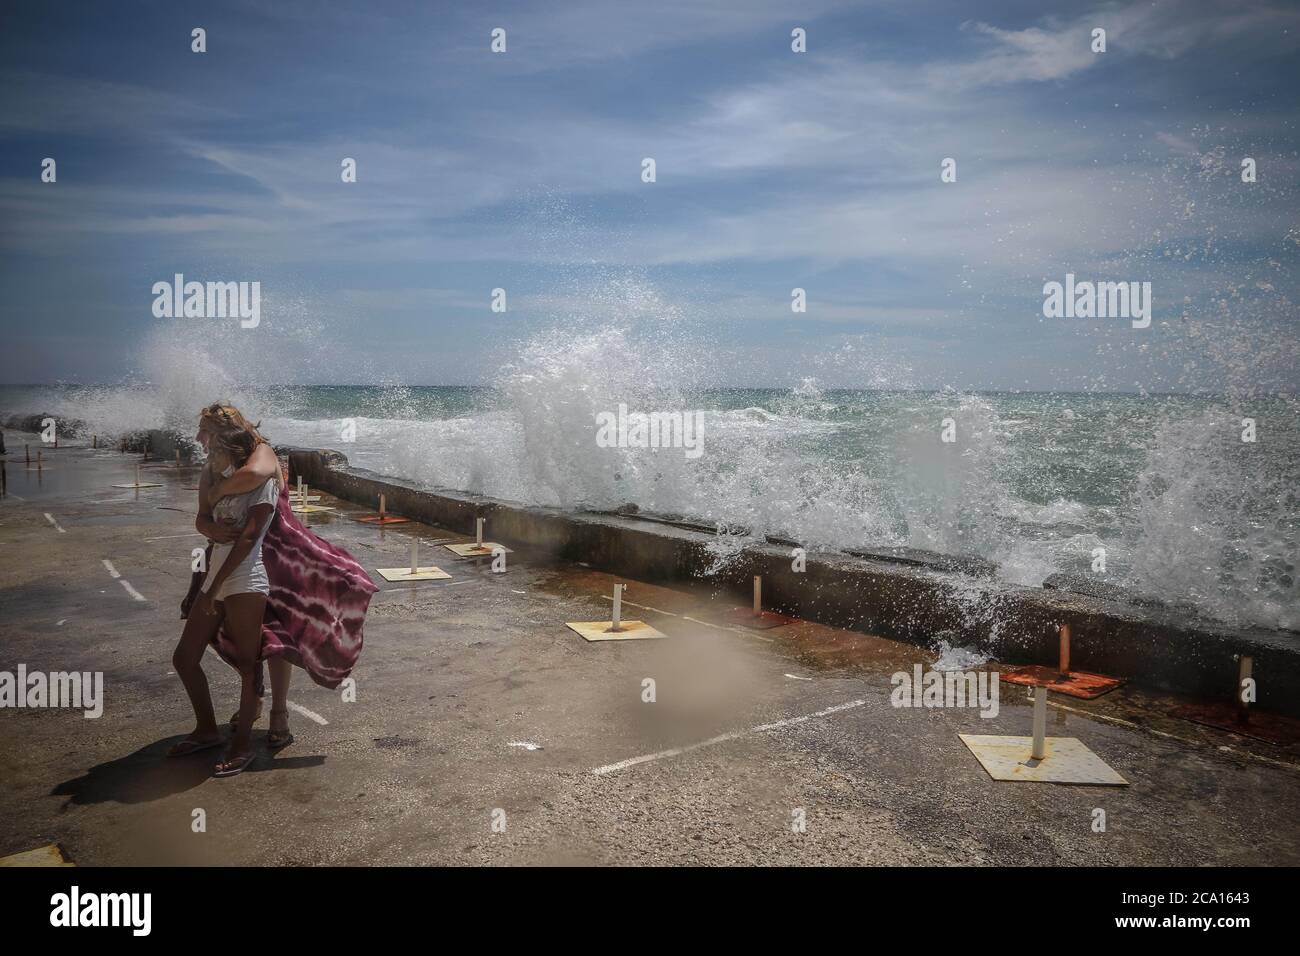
[167,736,224,758]
[213,751,257,778]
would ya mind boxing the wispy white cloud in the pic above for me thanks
[0,70,236,134]
[947,0,1300,89]
[1,0,1297,388]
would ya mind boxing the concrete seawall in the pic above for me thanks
[285,446,1300,716]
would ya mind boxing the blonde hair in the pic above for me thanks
[200,402,268,445]
[201,402,281,488]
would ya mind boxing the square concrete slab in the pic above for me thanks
[356,514,409,524]
[959,733,1128,785]
[566,620,666,642]
[445,542,512,558]
[291,504,335,514]
[375,565,452,582]
[0,844,74,867]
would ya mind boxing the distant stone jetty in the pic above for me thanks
[1,413,197,460]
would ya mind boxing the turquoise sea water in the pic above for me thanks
[3,382,1296,631]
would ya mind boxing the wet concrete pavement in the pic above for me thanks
[1,438,1298,865]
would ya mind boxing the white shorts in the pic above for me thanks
[202,545,269,601]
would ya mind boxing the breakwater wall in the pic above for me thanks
[284,445,1300,716]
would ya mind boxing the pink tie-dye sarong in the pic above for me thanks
[212,486,377,689]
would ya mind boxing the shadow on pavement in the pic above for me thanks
[52,736,325,806]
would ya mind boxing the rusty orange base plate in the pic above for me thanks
[356,515,410,525]
[1000,665,1124,699]
[721,608,798,630]
[1168,701,1300,747]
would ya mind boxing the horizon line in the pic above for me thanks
[2,383,1295,398]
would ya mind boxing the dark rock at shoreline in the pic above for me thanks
[2,413,87,438]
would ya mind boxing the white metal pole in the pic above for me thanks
[753,575,762,616]
[476,517,484,548]
[1031,687,1048,760]
[410,537,419,574]
[611,584,624,632]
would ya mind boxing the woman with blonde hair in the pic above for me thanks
[171,415,284,776]
[170,402,377,776]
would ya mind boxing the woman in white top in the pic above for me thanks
[170,413,284,777]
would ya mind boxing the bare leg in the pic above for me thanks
[215,592,268,774]
[229,692,263,729]
[169,601,225,754]
[268,657,292,746]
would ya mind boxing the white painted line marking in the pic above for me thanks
[1047,699,1201,746]
[681,614,775,643]
[103,559,146,601]
[602,595,676,616]
[785,673,813,681]
[44,513,66,533]
[286,700,328,725]
[144,532,205,541]
[380,579,469,593]
[1045,699,1300,774]
[508,741,543,751]
[592,698,868,776]
[56,619,67,626]
[593,595,774,644]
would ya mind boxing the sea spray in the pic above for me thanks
[1124,405,1299,630]
[5,345,1297,634]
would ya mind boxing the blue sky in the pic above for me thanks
[1,0,1297,391]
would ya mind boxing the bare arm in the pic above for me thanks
[195,466,216,535]
[212,442,278,497]
[194,466,237,543]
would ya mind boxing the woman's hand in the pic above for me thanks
[211,525,240,544]
[197,515,240,544]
